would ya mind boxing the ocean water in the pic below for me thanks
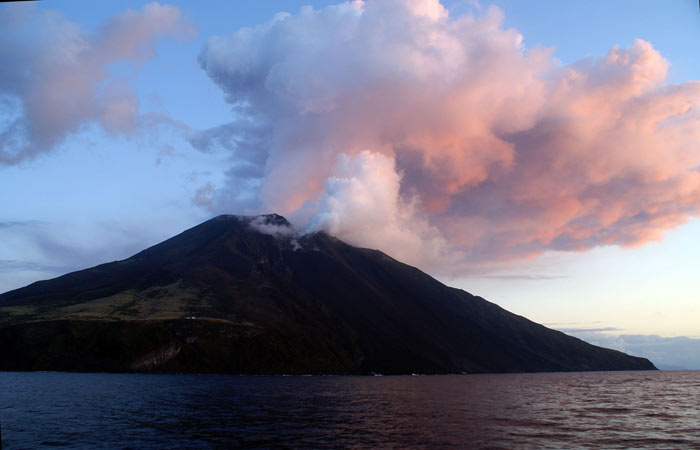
[1,370,698,449]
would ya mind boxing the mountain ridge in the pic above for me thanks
[0,214,656,374]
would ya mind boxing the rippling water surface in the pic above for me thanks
[1,370,698,449]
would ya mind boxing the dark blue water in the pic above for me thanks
[1,370,698,449]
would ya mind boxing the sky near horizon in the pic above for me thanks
[1,0,699,369]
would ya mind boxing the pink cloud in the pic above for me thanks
[197,0,700,275]
[0,2,195,164]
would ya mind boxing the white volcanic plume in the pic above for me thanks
[194,0,700,275]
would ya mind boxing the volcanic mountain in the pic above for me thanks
[0,214,655,374]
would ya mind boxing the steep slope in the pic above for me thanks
[0,214,656,373]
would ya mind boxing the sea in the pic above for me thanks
[1,370,698,449]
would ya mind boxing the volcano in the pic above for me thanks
[0,214,655,373]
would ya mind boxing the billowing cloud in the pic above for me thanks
[0,2,195,164]
[196,0,700,275]
[304,150,460,268]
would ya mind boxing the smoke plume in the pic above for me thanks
[195,0,700,275]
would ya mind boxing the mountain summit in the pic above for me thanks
[0,214,655,373]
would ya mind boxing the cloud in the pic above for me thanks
[0,217,186,294]
[557,327,620,333]
[0,219,148,266]
[0,259,75,274]
[0,2,195,164]
[249,214,297,238]
[562,329,700,370]
[0,220,43,230]
[304,150,461,269]
[196,0,700,274]
[192,182,216,208]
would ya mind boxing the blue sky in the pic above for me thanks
[1,0,699,369]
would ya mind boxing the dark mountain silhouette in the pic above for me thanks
[0,214,656,373]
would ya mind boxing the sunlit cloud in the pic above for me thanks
[192,0,700,275]
[0,2,195,164]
